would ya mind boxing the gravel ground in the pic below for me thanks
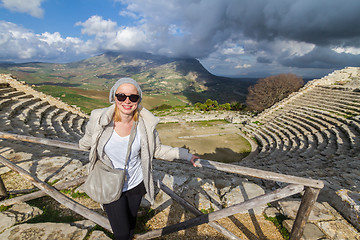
[144,201,284,240]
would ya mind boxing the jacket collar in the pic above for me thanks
[99,104,116,127]
[138,105,160,129]
[98,104,159,128]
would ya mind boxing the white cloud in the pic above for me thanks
[0,21,91,62]
[1,0,45,18]
[222,46,245,55]
[332,47,360,55]
[76,16,117,37]
[235,64,251,69]
[119,10,140,20]
[76,15,149,51]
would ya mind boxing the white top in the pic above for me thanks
[104,126,143,192]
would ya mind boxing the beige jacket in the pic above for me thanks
[79,104,192,204]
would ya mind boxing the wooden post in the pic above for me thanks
[0,176,8,200]
[158,180,241,240]
[134,184,304,239]
[289,187,320,240]
[0,155,112,232]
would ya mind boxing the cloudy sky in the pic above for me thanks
[1,0,360,78]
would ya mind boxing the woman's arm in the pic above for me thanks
[153,129,199,166]
[78,110,99,150]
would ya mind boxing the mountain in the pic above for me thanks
[0,51,255,105]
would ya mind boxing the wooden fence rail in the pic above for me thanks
[157,180,241,240]
[0,131,324,240]
[0,155,112,231]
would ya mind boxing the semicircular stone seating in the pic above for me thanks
[0,76,89,143]
[1,72,360,236]
[240,67,360,197]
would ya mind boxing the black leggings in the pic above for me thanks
[103,182,146,240]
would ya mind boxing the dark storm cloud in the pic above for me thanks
[257,56,272,64]
[118,0,360,74]
[280,46,360,69]
[225,0,360,47]
[1,0,359,76]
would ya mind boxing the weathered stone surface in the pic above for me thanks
[222,181,266,214]
[0,203,43,233]
[153,189,172,210]
[317,220,360,240]
[334,189,360,230]
[15,156,76,181]
[196,190,213,210]
[160,173,188,189]
[72,219,96,230]
[279,201,337,222]
[88,230,112,240]
[264,207,281,218]
[0,151,33,174]
[32,156,83,182]
[0,222,87,239]
[283,220,326,240]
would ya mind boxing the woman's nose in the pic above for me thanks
[124,97,131,103]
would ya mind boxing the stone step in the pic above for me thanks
[315,85,360,99]
[62,113,83,139]
[0,86,15,95]
[41,107,62,138]
[306,90,360,109]
[271,119,301,153]
[0,89,22,98]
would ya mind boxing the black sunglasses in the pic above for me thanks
[115,93,140,102]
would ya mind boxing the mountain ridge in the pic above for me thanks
[0,51,255,105]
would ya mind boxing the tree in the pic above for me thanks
[246,73,304,111]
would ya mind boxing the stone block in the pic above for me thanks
[161,173,188,190]
[0,203,43,233]
[222,181,266,214]
[88,230,112,240]
[0,222,87,239]
[264,207,281,218]
[72,220,96,230]
[283,220,326,240]
[196,190,212,210]
[279,201,337,222]
[317,220,360,240]
[153,190,172,211]
[18,156,83,183]
[333,189,360,231]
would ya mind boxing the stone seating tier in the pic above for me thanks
[241,67,360,230]
[0,78,88,142]
[1,71,359,237]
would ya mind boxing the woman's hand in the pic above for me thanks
[190,155,200,167]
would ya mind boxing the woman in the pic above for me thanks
[79,78,199,240]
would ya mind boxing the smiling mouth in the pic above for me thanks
[122,105,133,110]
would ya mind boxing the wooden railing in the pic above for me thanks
[0,131,324,240]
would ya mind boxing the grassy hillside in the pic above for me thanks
[0,51,256,111]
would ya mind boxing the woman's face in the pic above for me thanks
[115,83,139,117]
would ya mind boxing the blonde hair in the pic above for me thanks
[113,107,139,122]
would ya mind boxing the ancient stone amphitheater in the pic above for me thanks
[0,69,359,239]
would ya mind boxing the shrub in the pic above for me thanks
[246,73,303,111]
[230,101,246,111]
[151,104,173,111]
